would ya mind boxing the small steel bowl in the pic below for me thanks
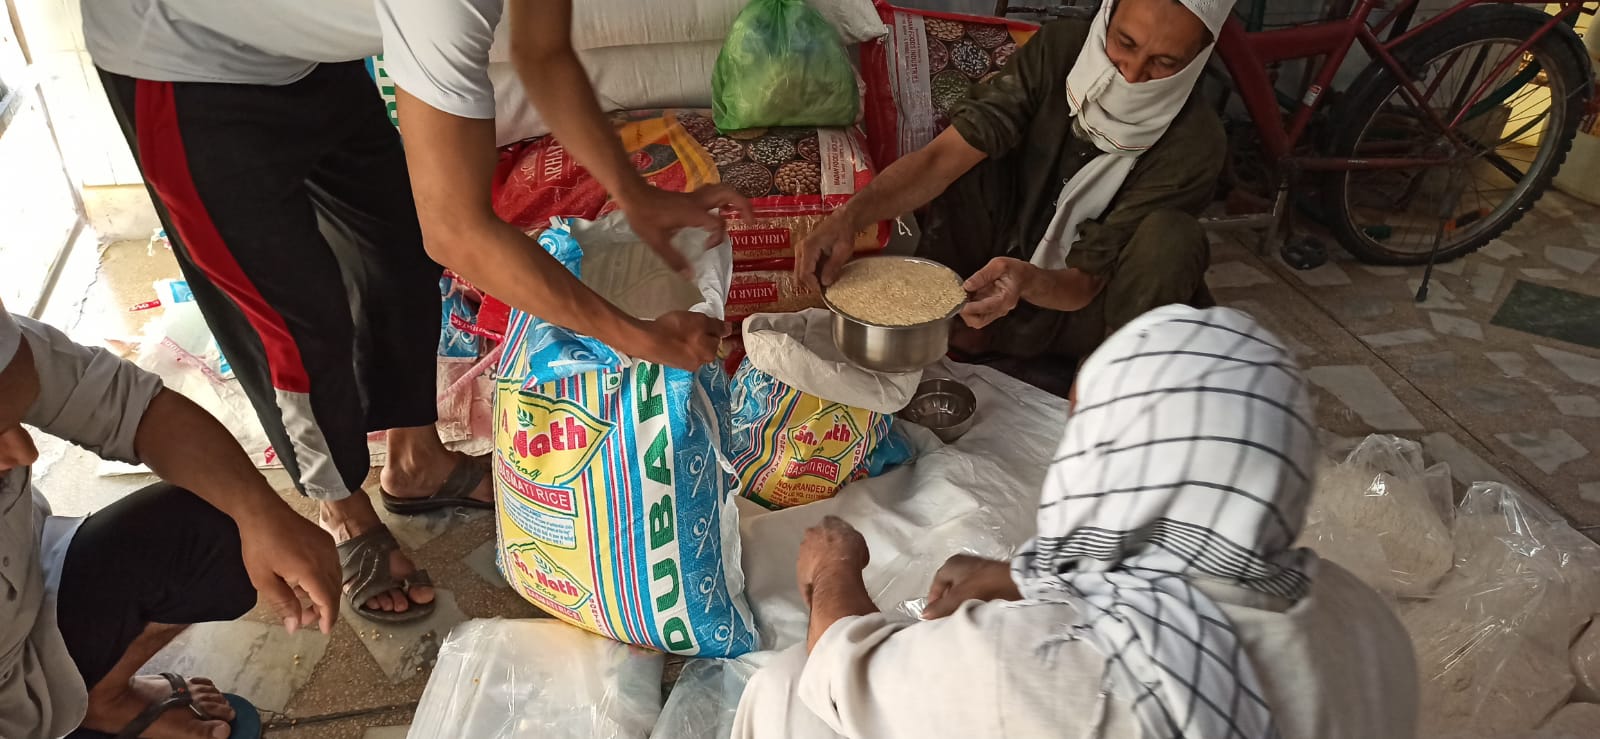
[822,256,963,374]
[897,378,977,443]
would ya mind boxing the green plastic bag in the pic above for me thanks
[712,0,860,130]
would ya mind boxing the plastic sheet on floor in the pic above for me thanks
[1303,437,1600,738]
[737,360,1068,650]
[409,619,664,739]
[650,655,771,739]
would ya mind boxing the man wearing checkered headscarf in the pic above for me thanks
[732,306,1418,739]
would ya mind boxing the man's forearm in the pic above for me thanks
[133,389,288,520]
[392,86,656,353]
[834,132,982,233]
[1021,266,1105,313]
[807,570,880,653]
[439,217,654,351]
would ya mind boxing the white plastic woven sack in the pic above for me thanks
[489,43,721,146]
[742,309,920,414]
[488,0,885,53]
[409,619,664,739]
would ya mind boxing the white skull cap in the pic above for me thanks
[1179,0,1237,35]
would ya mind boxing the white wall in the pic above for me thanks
[11,0,141,187]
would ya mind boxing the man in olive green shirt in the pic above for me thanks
[799,0,1226,387]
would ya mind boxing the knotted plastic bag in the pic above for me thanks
[712,0,860,130]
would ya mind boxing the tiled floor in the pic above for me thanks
[30,187,1600,735]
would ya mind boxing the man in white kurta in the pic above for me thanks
[734,305,1420,739]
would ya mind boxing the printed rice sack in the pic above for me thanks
[492,109,887,268]
[725,309,917,509]
[727,268,824,322]
[493,216,757,657]
[487,0,887,52]
[861,6,1038,167]
[438,275,481,359]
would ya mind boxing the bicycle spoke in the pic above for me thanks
[1338,29,1573,259]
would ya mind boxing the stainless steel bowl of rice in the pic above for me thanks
[822,256,967,374]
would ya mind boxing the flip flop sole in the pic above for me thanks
[224,694,262,739]
[379,490,494,514]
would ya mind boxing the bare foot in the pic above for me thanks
[380,426,492,505]
[81,675,234,739]
[321,494,435,616]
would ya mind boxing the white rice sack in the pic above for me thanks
[1572,620,1600,703]
[1530,703,1600,739]
[1453,483,1600,642]
[1297,436,1454,597]
[1402,576,1576,739]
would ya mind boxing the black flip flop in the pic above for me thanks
[114,673,261,739]
[379,454,492,515]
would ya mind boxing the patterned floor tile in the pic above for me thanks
[1494,429,1588,475]
[1478,238,1526,260]
[346,590,469,684]
[1520,268,1569,282]
[1408,351,1458,378]
[1429,313,1483,341]
[1306,365,1423,431]
[1535,345,1600,387]
[1405,279,1465,310]
[1205,261,1274,289]
[1422,432,1510,487]
[1467,263,1505,303]
[1492,283,1600,351]
[465,540,512,590]
[1545,246,1598,275]
[1551,395,1600,418]
[1484,351,1530,378]
[142,620,330,713]
[362,727,410,739]
[1360,328,1436,348]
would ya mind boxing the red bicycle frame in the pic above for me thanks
[1217,0,1588,173]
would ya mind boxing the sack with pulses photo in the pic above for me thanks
[492,216,757,657]
[861,5,1039,167]
[724,309,918,510]
[492,109,888,268]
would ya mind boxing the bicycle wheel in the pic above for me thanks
[1321,5,1592,265]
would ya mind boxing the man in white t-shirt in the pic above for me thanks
[82,0,748,626]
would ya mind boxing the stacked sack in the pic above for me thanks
[861,4,1040,167]
[480,0,894,359]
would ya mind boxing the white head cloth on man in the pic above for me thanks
[1032,0,1235,269]
[1011,305,1318,739]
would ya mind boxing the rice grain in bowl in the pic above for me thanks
[825,257,967,326]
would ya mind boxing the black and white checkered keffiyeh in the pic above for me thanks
[1011,305,1317,739]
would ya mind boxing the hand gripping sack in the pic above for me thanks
[712,0,860,130]
[493,216,757,656]
[724,309,917,509]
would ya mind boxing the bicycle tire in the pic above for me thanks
[1320,5,1592,265]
